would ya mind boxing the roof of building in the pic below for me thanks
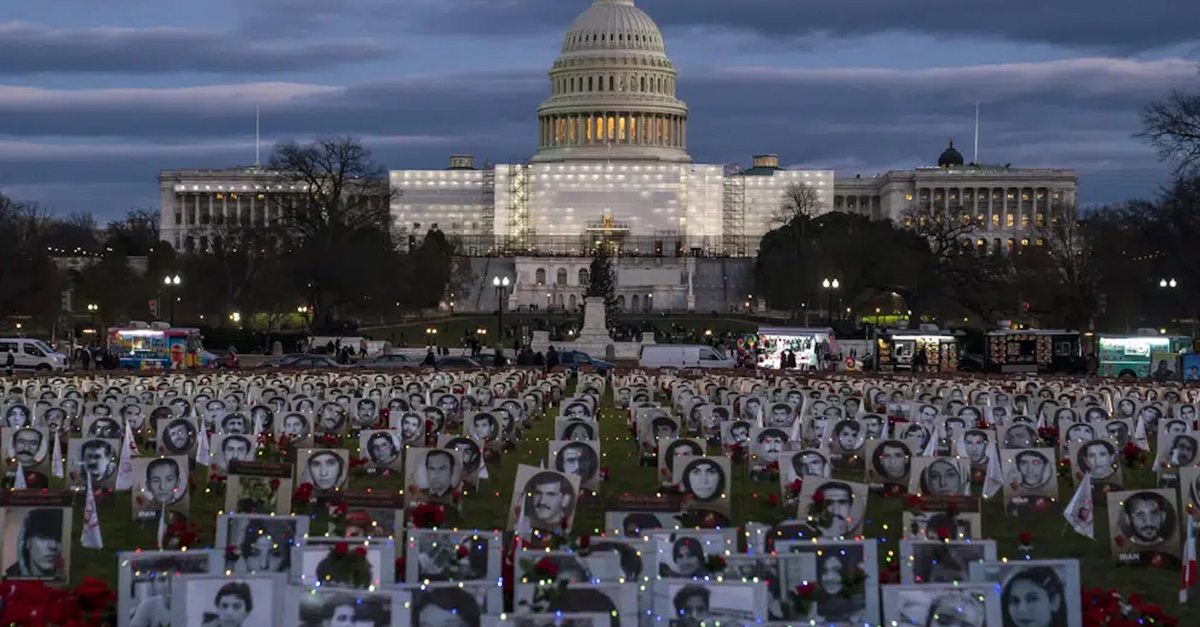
[937,140,965,168]
[561,0,667,56]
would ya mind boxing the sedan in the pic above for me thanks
[257,354,343,369]
[355,354,419,369]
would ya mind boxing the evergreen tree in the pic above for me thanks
[585,248,619,328]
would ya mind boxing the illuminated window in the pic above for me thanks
[596,117,603,140]
[976,214,985,224]
[905,193,913,201]
[1021,215,1029,227]
[1006,214,1015,227]
[961,214,970,226]
[607,116,614,140]
[977,238,986,246]
[992,214,1000,227]
[630,117,636,140]
[1007,239,1015,251]
[1036,238,1044,246]
[618,117,626,140]
[1021,238,1029,246]
[1035,213,1044,226]
[904,218,913,227]
[215,193,224,200]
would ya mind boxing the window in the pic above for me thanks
[23,344,44,357]
[556,268,568,285]
[700,348,720,361]
[579,269,590,285]
[535,268,546,285]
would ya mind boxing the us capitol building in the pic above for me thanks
[158,0,1077,313]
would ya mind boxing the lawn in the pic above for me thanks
[67,376,1195,623]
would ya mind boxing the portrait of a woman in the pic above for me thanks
[680,458,725,503]
[1001,566,1066,627]
[810,552,864,623]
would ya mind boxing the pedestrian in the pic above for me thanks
[5,349,15,375]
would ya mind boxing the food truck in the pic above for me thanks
[876,326,961,372]
[751,326,836,370]
[1095,331,1190,379]
[107,322,216,370]
[986,329,1083,374]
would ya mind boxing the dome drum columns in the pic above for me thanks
[539,111,686,149]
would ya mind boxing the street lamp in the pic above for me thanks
[1160,278,1178,289]
[229,312,241,327]
[493,276,510,338]
[425,327,438,347]
[822,278,840,324]
[86,303,99,333]
[163,274,181,325]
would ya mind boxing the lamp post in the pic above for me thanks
[493,276,510,338]
[1159,278,1179,331]
[821,278,840,325]
[87,303,99,332]
[163,274,181,325]
[425,327,438,347]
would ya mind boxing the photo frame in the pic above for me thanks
[999,447,1059,514]
[406,529,503,583]
[862,438,919,491]
[291,541,397,588]
[67,437,119,492]
[774,539,880,626]
[653,581,767,627]
[215,513,309,574]
[549,439,602,493]
[514,549,622,585]
[360,430,405,476]
[881,584,1001,627]
[671,455,731,516]
[506,464,581,532]
[901,511,982,540]
[908,456,971,498]
[1107,488,1182,568]
[796,479,869,539]
[274,412,314,448]
[170,573,285,627]
[225,460,292,516]
[117,549,219,627]
[284,586,411,627]
[0,490,73,582]
[295,448,350,495]
[404,448,464,508]
[652,529,738,578]
[899,540,998,584]
[512,582,637,624]
[968,558,1083,627]
[402,581,503,623]
[658,439,706,486]
[438,435,485,488]
[130,456,190,522]
[330,491,405,540]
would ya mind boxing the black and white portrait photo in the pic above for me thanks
[829,419,866,456]
[968,559,1082,627]
[216,514,307,574]
[1070,439,1122,485]
[507,465,581,532]
[1002,424,1038,450]
[902,511,980,541]
[85,415,122,439]
[170,574,282,627]
[288,588,408,627]
[212,434,256,473]
[68,437,118,490]
[551,440,601,492]
[468,412,501,444]
[297,448,350,493]
[659,439,705,485]
[655,581,764,627]
[405,448,463,507]
[797,480,869,539]
[407,529,501,582]
[749,427,791,469]
[556,419,598,442]
[275,412,313,447]
[1001,448,1059,512]
[360,430,404,473]
[292,542,394,588]
[1107,489,1182,567]
[775,539,880,626]
[900,540,997,584]
[157,418,197,456]
[720,420,751,447]
[864,439,915,486]
[439,435,484,485]
[656,534,722,578]
[785,449,831,484]
[672,456,731,515]
[412,585,485,627]
[910,457,969,497]
[881,585,1001,627]
[956,429,991,469]
[218,413,249,435]
[1157,431,1200,469]
[1,505,70,581]
[3,404,32,428]
[394,412,425,444]
[118,549,217,627]
[131,456,190,521]
[3,426,47,472]
[316,402,347,435]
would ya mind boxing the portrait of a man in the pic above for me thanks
[216,435,255,472]
[1003,425,1037,449]
[87,416,121,439]
[1113,490,1177,550]
[7,427,46,469]
[1075,440,1119,482]
[1164,434,1199,468]
[398,412,424,443]
[959,430,989,467]
[364,431,401,468]
[751,428,789,466]
[2,507,67,580]
[220,413,248,435]
[801,481,864,539]
[413,587,482,627]
[868,440,911,483]
[832,420,864,453]
[470,413,500,443]
[278,413,311,443]
[553,441,600,490]
[407,449,460,505]
[516,469,579,531]
[136,457,188,514]
[1106,421,1132,448]
[790,450,830,480]
[767,403,795,427]
[74,438,117,487]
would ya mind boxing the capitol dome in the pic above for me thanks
[533,0,691,163]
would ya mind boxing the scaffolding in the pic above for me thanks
[507,162,532,253]
[722,164,746,257]
[480,161,495,254]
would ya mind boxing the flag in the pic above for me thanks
[922,431,937,457]
[479,463,489,480]
[50,430,64,479]
[156,503,167,550]
[196,424,211,466]
[982,443,1004,499]
[1133,416,1151,452]
[13,463,26,489]
[115,422,138,490]
[81,472,103,549]
[1182,519,1197,603]
[1063,472,1095,539]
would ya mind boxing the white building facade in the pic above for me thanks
[156,0,1078,312]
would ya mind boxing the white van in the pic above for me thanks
[638,345,736,369]
[0,338,68,371]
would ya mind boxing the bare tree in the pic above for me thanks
[0,195,60,318]
[265,136,395,240]
[1139,73,1200,175]
[773,182,824,225]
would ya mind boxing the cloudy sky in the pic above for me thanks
[1,0,1197,220]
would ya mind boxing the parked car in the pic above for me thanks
[0,338,68,371]
[208,350,240,369]
[556,350,613,373]
[257,353,343,369]
[355,354,419,369]
[638,344,735,369]
[435,356,481,369]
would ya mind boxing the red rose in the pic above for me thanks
[74,576,115,611]
[395,557,406,581]
[534,556,559,579]
[936,526,952,540]
[225,545,239,560]
[579,535,591,548]
[795,582,816,596]
[270,478,281,490]
[355,546,367,557]
[904,494,922,509]
[561,516,570,530]
[458,545,471,558]
[334,542,349,557]
[812,491,826,505]
[1114,535,1127,548]
[768,494,778,506]
[1019,532,1033,545]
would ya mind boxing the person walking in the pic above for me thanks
[4,349,14,375]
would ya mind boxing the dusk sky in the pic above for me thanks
[1,0,1196,220]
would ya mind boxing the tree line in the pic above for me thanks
[0,137,458,336]
[755,71,1200,333]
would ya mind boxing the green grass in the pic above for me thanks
[68,379,1195,623]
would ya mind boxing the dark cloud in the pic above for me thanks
[406,0,1200,54]
[0,21,396,75]
[0,58,1185,218]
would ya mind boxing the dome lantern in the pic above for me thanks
[938,140,965,168]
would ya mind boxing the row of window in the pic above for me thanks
[551,73,674,96]
[566,31,662,47]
